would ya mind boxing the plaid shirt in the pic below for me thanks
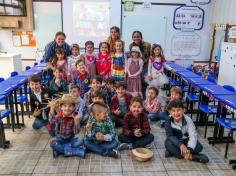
[85,117,116,143]
[123,111,151,137]
[143,98,161,113]
[52,112,80,139]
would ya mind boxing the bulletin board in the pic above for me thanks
[12,31,36,47]
[122,15,167,51]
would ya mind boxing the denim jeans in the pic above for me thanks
[32,118,48,129]
[110,115,125,127]
[165,138,203,159]
[84,139,118,156]
[118,133,154,148]
[147,112,161,121]
[50,136,83,155]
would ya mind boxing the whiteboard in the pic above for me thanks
[33,2,62,50]
[122,15,166,51]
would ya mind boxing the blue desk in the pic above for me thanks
[0,95,5,101]
[3,76,28,87]
[207,94,236,146]
[21,70,42,77]
[187,77,216,86]
[176,71,201,79]
[174,67,189,72]
[198,84,236,96]
[35,63,46,67]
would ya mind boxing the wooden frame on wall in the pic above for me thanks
[0,0,34,30]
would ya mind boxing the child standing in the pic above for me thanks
[127,46,143,97]
[50,94,85,158]
[49,67,69,94]
[69,85,86,126]
[111,40,126,81]
[118,97,154,150]
[143,86,162,121]
[67,44,80,81]
[51,48,68,80]
[145,44,169,88]
[80,41,97,77]
[29,74,54,135]
[84,102,119,158]
[96,42,112,80]
[111,81,132,127]
[165,99,209,163]
[72,60,91,97]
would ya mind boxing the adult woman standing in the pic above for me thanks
[106,26,121,53]
[129,31,151,96]
[43,31,71,64]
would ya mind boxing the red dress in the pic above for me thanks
[96,52,112,79]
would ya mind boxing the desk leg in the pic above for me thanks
[13,90,20,127]
[9,93,15,132]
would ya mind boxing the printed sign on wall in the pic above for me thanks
[171,32,201,56]
[191,0,211,5]
[173,6,204,30]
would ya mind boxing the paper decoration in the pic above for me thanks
[173,6,204,30]
[228,26,236,39]
[143,0,152,9]
[124,0,134,12]
[171,32,201,56]
[12,31,36,47]
[191,0,211,5]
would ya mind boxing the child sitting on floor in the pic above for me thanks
[50,94,85,158]
[111,81,132,127]
[164,99,209,163]
[29,74,54,136]
[84,76,105,108]
[72,59,91,97]
[84,102,119,158]
[49,67,69,94]
[160,86,183,127]
[118,97,154,150]
[102,77,116,107]
[143,86,162,121]
[69,85,86,126]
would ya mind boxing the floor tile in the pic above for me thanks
[167,170,213,176]
[123,171,168,176]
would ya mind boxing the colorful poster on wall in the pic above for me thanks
[173,6,204,30]
[191,0,211,5]
[12,31,36,47]
[228,26,236,39]
[171,32,201,56]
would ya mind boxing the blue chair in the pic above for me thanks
[186,67,192,72]
[196,72,202,76]
[223,85,235,92]
[0,77,4,83]
[10,71,18,77]
[216,118,236,158]
[34,62,38,66]
[186,94,199,119]
[207,77,217,84]
[40,59,44,63]
[25,66,31,71]
[10,72,29,124]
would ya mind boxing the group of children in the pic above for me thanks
[28,40,209,163]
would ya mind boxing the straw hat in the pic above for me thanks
[131,148,154,162]
[130,46,142,55]
[59,94,79,106]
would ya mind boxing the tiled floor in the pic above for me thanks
[1,90,236,175]
[1,116,236,176]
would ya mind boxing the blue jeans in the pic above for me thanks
[165,138,203,159]
[32,118,48,129]
[118,133,154,148]
[147,112,162,121]
[50,136,83,154]
[158,112,170,121]
[84,139,118,156]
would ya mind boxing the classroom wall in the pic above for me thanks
[211,0,236,24]
[0,0,214,63]
[121,0,214,66]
